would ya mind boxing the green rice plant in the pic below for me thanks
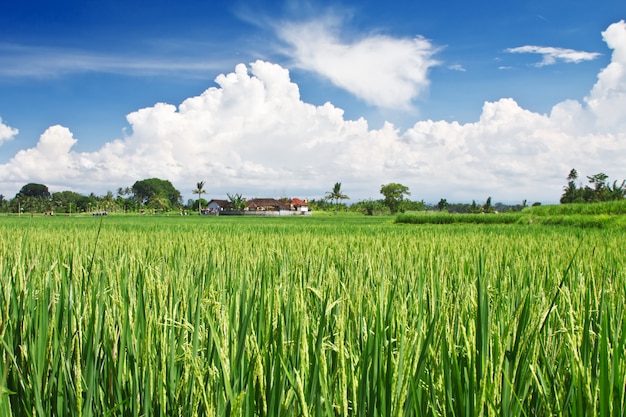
[1,216,624,415]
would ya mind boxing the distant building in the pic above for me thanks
[289,198,309,212]
[245,198,291,211]
[206,199,230,213]
[205,197,311,216]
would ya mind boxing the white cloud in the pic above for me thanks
[506,45,601,67]
[0,118,18,145]
[448,64,466,72]
[0,43,228,78]
[276,17,439,109]
[584,20,626,131]
[1,22,626,204]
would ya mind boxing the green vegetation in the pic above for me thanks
[561,169,625,204]
[325,182,349,214]
[380,183,411,214]
[132,178,183,211]
[396,200,626,228]
[1,214,625,415]
[192,181,207,214]
[396,211,522,225]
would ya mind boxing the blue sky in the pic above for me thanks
[1,0,625,203]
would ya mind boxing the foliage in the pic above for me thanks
[325,182,349,213]
[16,182,50,198]
[307,198,348,212]
[350,199,390,216]
[380,182,410,214]
[51,190,85,213]
[397,200,626,228]
[0,216,624,415]
[132,178,182,209]
[190,198,208,212]
[396,212,522,225]
[483,196,495,213]
[561,168,625,203]
[227,192,247,210]
[192,180,207,213]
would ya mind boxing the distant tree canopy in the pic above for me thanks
[380,183,410,214]
[132,178,182,209]
[16,183,50,199]
[560,169,625,203]
[51,190,91,213]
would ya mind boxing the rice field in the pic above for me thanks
[1,214,625,416]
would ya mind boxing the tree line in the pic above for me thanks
[560,169,625,204]
[3,170,620,215]
[0,178,183,214]
[313,182,530,215]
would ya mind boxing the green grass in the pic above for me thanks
[523,200,626,216]
[396,201,626,228]
[395,212,522,225]
[1,215,625,416]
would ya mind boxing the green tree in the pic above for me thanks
[437,198,448,212]
[483,196,495,213]
[607,179,626,200]
[101,191,116,212]
[51,191,83,214]
[190,198,208,212]
[325,182,349,214]
[561,169,625,203]
[132,178,182,210]
[147,195,170,212]
[227,193,247,211]
[380,183,410,214]
[14,183,51,213]
[16,183,50,198]
[192,181,207,214]
[561,169,583,203]
[469,200,483,213]
[351,199,389,216]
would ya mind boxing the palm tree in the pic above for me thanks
[325,182,349,214]
[192,181,206,214]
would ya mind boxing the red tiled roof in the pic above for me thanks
[290,198,308,206]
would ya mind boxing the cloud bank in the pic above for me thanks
[1,21,625,204]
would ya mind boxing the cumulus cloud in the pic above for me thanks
[276,17,439,109]
[506,45,601,67]
[0,118,18,145]
[1,21,625,203]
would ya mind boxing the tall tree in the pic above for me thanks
[51,190,83,214]
[483,196,494,213]
[132,178,182,209]
[14,183,51,213]
[325,182,349,214]
[437,198,448,212]
[227,193,247,211]
[192,181,207,214]
[380,183,410,214]
[561,169,625,203]
[16,183,50,199]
